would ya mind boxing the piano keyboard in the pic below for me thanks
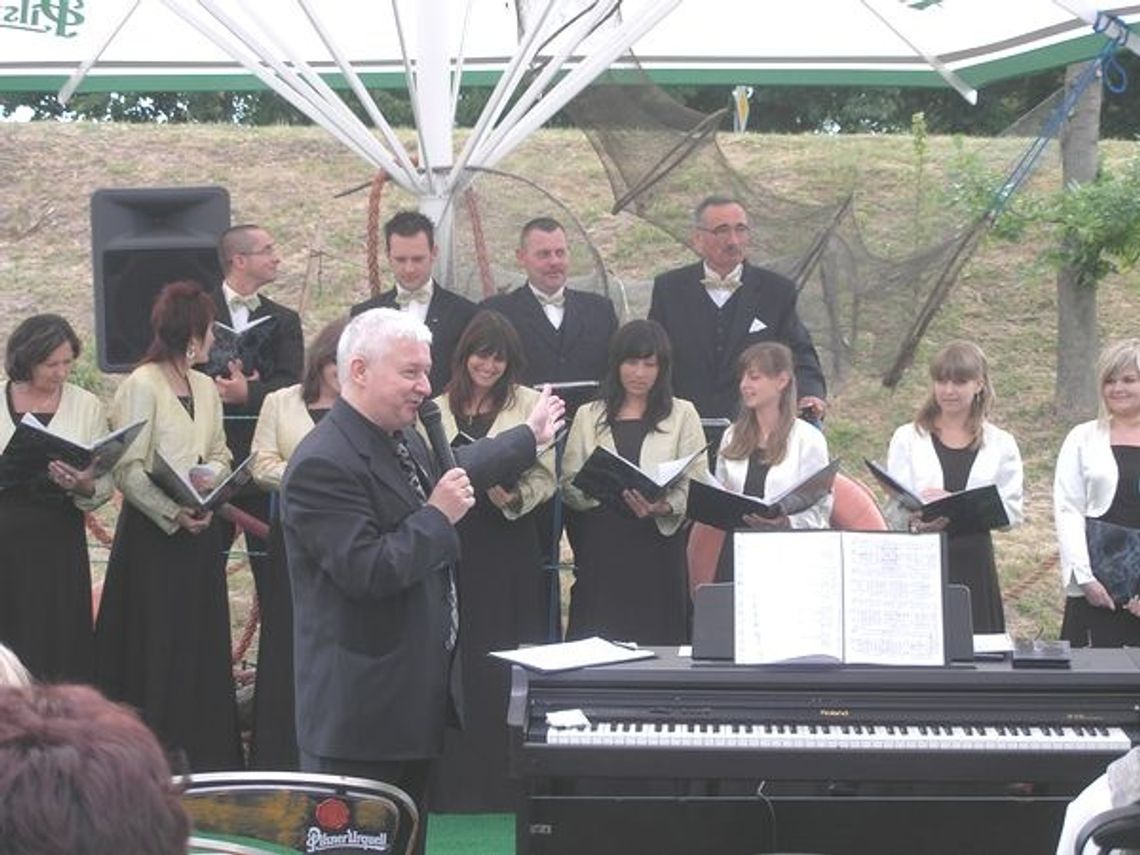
[543,720,1133,754]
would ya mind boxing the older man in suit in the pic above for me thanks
[351,210,477,395]
[649,195,826,421]
[280,308,563,853]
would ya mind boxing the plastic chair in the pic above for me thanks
[182,770,419,855]
[1074,802,1140,855]
[829,472,887,531]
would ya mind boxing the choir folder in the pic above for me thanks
[733,530,947,666]
[202,315,275,379]
[148,451,254,513]
[686,459,840,529]
[571,443,709,510]
[864,458,1009,536]
[0,415,145,490]
[1085,517,1140,605]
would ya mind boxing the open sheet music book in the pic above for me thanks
[202,315,275,379]
[0,416,145,490]
[733,530,947,666]
[571,443,709,509]
[687,459,840,529]
[148,451,254,513]
[864,458,1009,537]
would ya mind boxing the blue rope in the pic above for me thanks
[989,14,1133,216]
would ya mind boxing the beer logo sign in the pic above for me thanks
[304,797,390,853]
[1,0,85,39]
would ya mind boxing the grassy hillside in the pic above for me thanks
[2,121,1139,641]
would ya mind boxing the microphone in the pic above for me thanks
[418,400,457,471]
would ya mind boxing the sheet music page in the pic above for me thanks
[841,532,945,666]
[733,531,844,664]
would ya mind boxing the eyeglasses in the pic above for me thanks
[239,245,277,257]
[697,224,751,239]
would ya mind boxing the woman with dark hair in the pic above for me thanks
[247,316,345,770]
[886,340,1023,634]
[561,319,707,642]
[0,683,190,855]
[428,309,556,812]
[0,313,112,683]
[713,341,832,583]
[1055,339,1140,647]
[95,279,242,772]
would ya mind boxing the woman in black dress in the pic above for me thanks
[886,341,1024,634]
[248,317,344,770]
[428,310,556,812]
[96,281,242,771]
[1055,339,1140,646]
[561,319,707,644]
[0,314,112,683]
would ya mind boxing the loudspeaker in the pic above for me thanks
[91,186,230,372]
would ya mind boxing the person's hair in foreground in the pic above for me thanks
[0,683,190,855]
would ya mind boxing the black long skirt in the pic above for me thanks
[431,498,548,813]
[1061,596,1140,648]
[566,505,689,646]
[95,503,242,771]
[0,489,93,683]
[947,531,1005,634]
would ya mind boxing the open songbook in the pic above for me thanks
[202,315,275,379]
[571,443,709,510]
[686,459,840,530]
[148,451,254,513]
[0,416,145,490]
[864,459,1009,536]
[733,530,947,666]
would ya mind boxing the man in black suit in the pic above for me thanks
[649,195,826,421]
[482,216,618,409]
[281,308,563,853]
[351,210,477,395]
[210,225,304,656]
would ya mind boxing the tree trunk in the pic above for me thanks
[1055,62,1103,416]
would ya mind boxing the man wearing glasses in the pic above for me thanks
[649,195,826,421]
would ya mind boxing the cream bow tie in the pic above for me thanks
[701,273,741,293]
[535,290,565,308]
[395,287,431,307]
[229,293,261,313]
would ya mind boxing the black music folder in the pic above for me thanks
[686,459,840,530]
[864,458,1009,537]
[535,380,599,415]
[202,316,275,379]
[1085,517,1140,605]
[0,416,145,490]
[572,443,708,510]
[148,451,254,514]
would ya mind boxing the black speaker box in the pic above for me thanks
[91,186,230,372]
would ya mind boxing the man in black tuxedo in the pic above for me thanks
[351,210,477,395]
[210,225,304,657]
[280,308,563,852]
[649,195,826,421]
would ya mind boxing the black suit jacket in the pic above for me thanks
[351,285,478,396]
[281,398,536,761]
[648,261,825,419]
[482,285,617,410]
[210,287,304,462]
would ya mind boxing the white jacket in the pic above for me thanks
[1054,419,1120,595]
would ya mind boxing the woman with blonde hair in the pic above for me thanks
[886,340,1024,633]
[712,341,831,582]
[1055,338,1140,647]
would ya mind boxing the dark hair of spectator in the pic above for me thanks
[141,280,216,367]
[446,310,525,417]
[0,683,190,855]
[384,210,435,252]
[519,216,565,246]
[5,314,82,382]
[301,316,348,405]
[597,319,674,432]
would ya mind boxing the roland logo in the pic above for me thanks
[1,0,85,38]
[819,708,850,718]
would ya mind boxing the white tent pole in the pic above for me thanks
[57,0,142,105]
[465,0,620,173]
[228,0,422,190]
[296,0,423,189]
[391,0,436,194]
[860,0,977,105]
[449,0,558,186]
[449,0,476,123]
[415,0,457,282]
[1052,0,1140,57]
[478,0,682,169]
